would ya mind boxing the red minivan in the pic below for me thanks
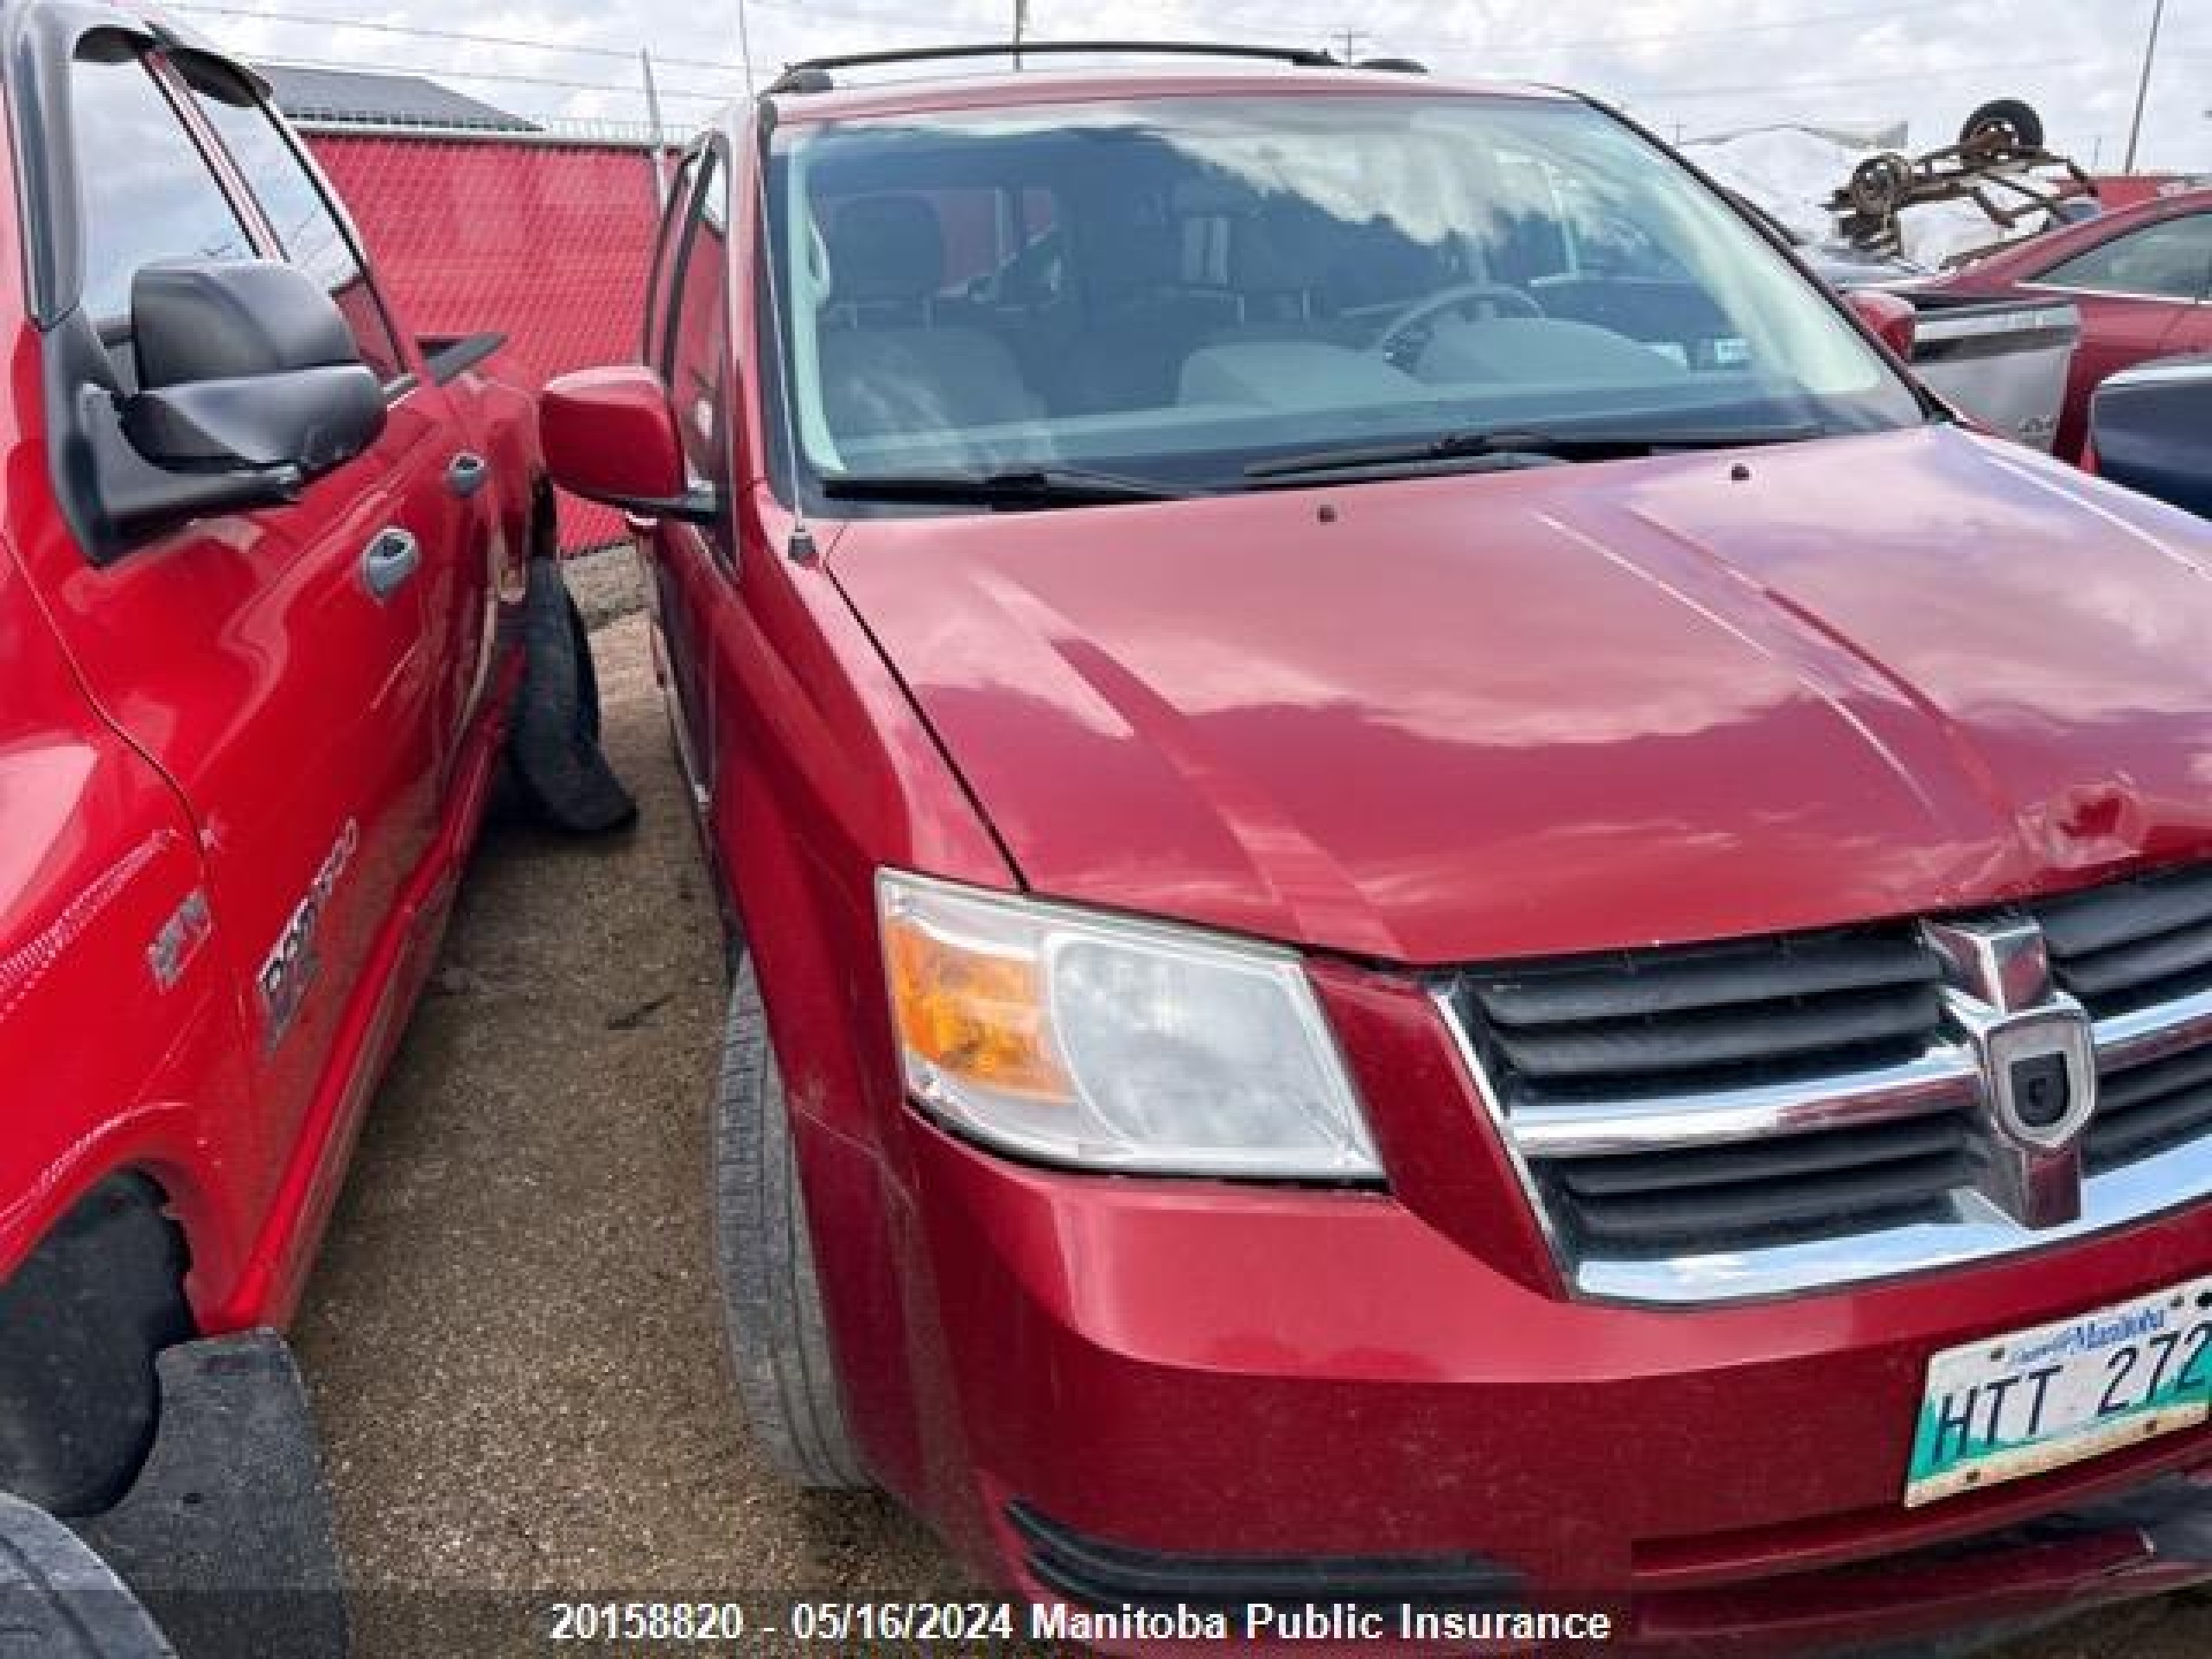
[547,44,2212,1654]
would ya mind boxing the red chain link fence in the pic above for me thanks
[304,124,671,551]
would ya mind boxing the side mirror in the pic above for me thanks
[540,365,718,523]
[2088,354,2212,518]
[121,260,385,486]
[1843,288,1918,359]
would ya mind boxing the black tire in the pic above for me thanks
[710,954,868,1490]
[0,1495,173,1658]
[1961,98,2044,155]
[508,557,637,835]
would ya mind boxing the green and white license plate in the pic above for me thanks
[1906,1276,2212,1508]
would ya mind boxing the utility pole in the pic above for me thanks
[1013,0,1027,70]
[1336,28,1368,64]
[735,0,756,95]
[2123,0,2166,173]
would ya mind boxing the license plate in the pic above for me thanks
[1905,1276,2212,1507]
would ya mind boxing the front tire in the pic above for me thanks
[0,1495,172,1658]
[710,955,868,1491]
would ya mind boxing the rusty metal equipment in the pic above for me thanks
[1827,99,2095,266]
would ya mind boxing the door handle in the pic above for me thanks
[445,452,490,499]
[360,528,421,601]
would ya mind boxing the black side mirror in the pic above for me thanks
[121,260,385,480]
[2089,353,2212,520]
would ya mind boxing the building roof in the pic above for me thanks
[257,63,538,133]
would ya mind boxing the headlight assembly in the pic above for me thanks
[877,870,1380,1179]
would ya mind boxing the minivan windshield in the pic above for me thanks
[767,92,1925,499]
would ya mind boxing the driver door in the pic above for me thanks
[14,39,438,1260]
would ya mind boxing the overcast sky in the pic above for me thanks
[171,0,2210,172]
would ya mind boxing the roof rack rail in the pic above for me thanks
[764,41,1338,96]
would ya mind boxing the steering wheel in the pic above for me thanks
[1369,282,1546,368]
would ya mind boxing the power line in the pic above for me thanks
[1471,0,1972,51]
[1580,55,2094,104]
[1037,0,1983,52]
[721,0,971,30]
[166,0,2212,137]
[1427,41,2212,101]
[168,3,749,74]
[253,53,735,103]
[188,0,2012,65]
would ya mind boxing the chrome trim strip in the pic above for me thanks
[2022,279,2194,308]
[1428,986,1574,1274]
[1922,916,2050,1012]
[1506,1047,1980,1158]
[1910,304,2079,342]
[1579,1135,2212,1306]
[2096,985,2212,1073]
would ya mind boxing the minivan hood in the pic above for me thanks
[830,426,2212,964]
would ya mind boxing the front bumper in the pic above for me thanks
[901,1118,2212,1655]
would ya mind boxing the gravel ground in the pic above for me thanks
[289,563,2212,1657]
[560,544,648,631]
[291,589,1048,1657]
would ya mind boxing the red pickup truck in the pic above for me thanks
[549,43,2212,1656]
[0,2,625,1647]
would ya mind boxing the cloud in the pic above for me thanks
[177,0,2209,171]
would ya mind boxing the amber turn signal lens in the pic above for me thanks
[883,913,1071,1101]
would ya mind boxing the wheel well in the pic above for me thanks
[0,1175,193,1516]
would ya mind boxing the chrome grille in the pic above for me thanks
[1543,1116,1978,1252]
[2088,1045,2212,1173]
[1465,929,1945,1098]
[2032,868,2212,1174]
[2037,863,2212,1016]
[1439,868,2212,1305]
[1449,927,1975,1258]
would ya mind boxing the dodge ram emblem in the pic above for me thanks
[257,819,359,1052]
[1977,1003,2098,1153]
[1922,917,2099,1228]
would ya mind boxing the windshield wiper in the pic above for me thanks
[819,466,1185,508]
[1243,423,1825,483]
